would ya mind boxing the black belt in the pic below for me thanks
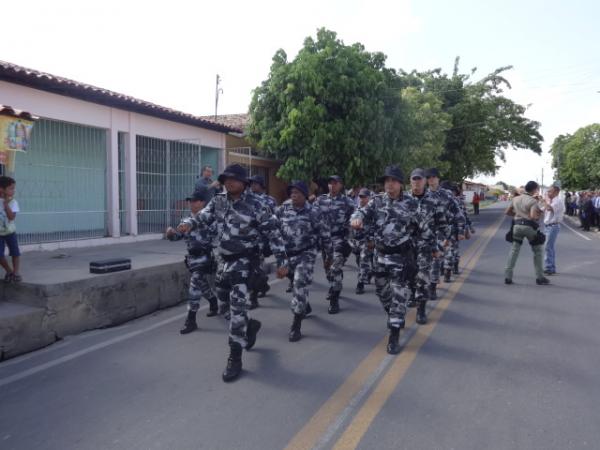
[545,222,559,226]
[221,248,259,262]
[331,230,347,238]
[514,219,539,230]
[286,246,316,257]
[377,240,414,255]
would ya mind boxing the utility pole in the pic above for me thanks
[214,74,223,120]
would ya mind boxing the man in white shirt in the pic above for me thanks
[543,185,564,275]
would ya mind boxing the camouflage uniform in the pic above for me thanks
[184,190,287,348]
[445,194,469,273]
[169,216,218,313]
[276,199,332,315]
[314,192,355,297]
[352,192,436,330]
[427,187,465,284]
[251,190,278,302]
[406,190,441,305]
[350,217,374,285]
[256,191,277,212]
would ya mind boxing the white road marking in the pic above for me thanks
[0,277,285,387]
[562,220,592,241]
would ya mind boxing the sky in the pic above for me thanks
[2,0,599,186]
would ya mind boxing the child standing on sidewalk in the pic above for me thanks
[0,176,21,282]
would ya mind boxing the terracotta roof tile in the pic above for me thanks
[0,60,236,134]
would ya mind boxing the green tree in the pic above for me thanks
[551,124,600,189]
[247,28,445,185]
[404,59,544,182]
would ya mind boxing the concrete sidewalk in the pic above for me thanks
[4,238,188,285]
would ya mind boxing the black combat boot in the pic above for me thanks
[180,311,198,334]
[536,277,550,285]
[328,292,340,314]
[305,302,313,317]
[258,283,270,298]
[406,288,417,308]
[387,327,401,354]
[444,268,452,283]
[355,282,365,295]
[246,318,262,350]
[429,283,437,300]
[326,287,334,301]
[222,343,243,382]
[219,302,231,320]
[453,261,460,275]
[289,314,303,342]
[206,297,219,317]
[286,278,294,293]
[249,291,260,310]
[416,302,428,325]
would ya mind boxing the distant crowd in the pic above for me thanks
[564,191,600,231]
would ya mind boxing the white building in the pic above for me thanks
[0,61,236,249]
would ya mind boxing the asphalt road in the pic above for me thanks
[1,204,599,450]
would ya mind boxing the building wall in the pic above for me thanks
[225,134,288,203]
[0,80,227,245]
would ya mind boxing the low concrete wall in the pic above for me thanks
[0,262,189,360]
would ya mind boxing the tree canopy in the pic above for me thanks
[248,29,543,185]
[551,124,600,190]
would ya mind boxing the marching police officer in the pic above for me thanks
[351,166,436,355]
[351,188,374,295]
[276,181,333,341]
[179,164,289,382]
[314,175,355,314]
[440,181,469,282]
[406,168,441,324]
[166,187,219,334]
[425,168,465,299]
[248,174,277,307]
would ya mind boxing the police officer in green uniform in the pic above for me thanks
[504,180,550,285]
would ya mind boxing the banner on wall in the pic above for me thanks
[0,106,37,172]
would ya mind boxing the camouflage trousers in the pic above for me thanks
[358,244,374,284]
[429,239,445,284]
[412,251,432,303]
[187,270,217,312]
[288,250,317,315]
[325,236,351,294]
[444,236,460,268]
[215,257,254,348]
[373,252,414,329]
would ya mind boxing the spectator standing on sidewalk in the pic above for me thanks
[542,185,564,275]
[0,176,21,282]
[194,165,220,203]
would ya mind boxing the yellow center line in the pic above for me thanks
[284,214,501,450]
[332,213,505,450]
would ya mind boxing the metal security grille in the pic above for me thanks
[136,137,216,234]
[118,132,127,234]
[11,118,108,244]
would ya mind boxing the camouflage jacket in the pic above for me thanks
[184,191,288,267]
[406,190,445,250]
[169,213,216,255]
[351,192,436,254]
[417,188,464,240]
[275,200,333,258]
[314,193,355,239]
[255,192,277,213]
